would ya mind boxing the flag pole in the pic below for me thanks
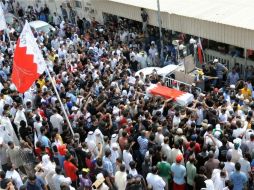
[45,67,74,136]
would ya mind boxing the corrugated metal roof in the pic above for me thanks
[108,0,254,30]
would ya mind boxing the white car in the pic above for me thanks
[29,20,55,34]
[135,64,181,79]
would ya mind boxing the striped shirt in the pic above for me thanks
[103,156,113,176]
[137,136,148,155]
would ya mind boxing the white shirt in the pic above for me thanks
[246,140,254,155]
[50,114,64,134]
[233,128,245,138]
[239,158,251,177]
[52,174,72,190]
[34,121,42,137]
[161,143,172,162]
[196,108,204,125]
[148,47,157,58]
[155,132,164,145]
[6,170,23,189]
[224,162,235,175]
[171,148,183,164]
[14,109,27,130]
[219,113,228,123]
[123,150,133,171]
[0,99,5,116]
[212,173,226,190]
[227,148,242,163]
[173,116,181,128]
[115,171,127,190]
[146,173,166,190]
[129,169,138,176]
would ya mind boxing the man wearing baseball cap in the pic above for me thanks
[171,154,186,190]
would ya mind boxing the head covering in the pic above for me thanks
[71,106,78,111]
[213,59,218,63]
[111,134,118,143]
[111,143,118,151]
[82,168,90,173]
[41,154,55,171]
[176,128,183,135]
[176,154,183,163]
[122,90,128,97]
[85,131,97,152]
[94,129,104,145]
[233,138,241,148]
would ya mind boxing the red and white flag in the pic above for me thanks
[12,21,46,93]
[147,84,194,106]
[197,37,203,64]
[0,4,7,31]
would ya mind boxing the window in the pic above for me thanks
[75,0,82,8]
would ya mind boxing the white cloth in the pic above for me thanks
[85,132,97,153]
[41,154,55,173]
[227,148,242,163]
[224,162,235,176]
[14,109,27,130]
[212,174,226,190]
[161,143,172,162]
[155,132,164,145]
[52,174,72,190]
[50,113,64,134]
[94,129,104,145]
[239,158,251,178]
[146,173,166,190]
[0,116,19,145]
[129,169,138,176]
[115,171,127,190]
[6,170,23,189]
[123,150,133,171]
[34,121,42,137]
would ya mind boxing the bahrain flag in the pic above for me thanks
[12,21,46,93]
[197,37,203,64]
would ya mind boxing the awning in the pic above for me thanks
[93,0,254,50]
[147,84,194,106]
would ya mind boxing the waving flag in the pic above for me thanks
[11,21,46,93]
[0,4,7,31]
[197,37,204,64]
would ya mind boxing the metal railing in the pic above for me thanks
[204,49,254,79]
[165,77,202,94]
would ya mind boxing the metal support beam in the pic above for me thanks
[157,0,164,65]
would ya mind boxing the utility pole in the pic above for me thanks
[157,0,164,66]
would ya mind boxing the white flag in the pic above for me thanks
[0,5,7,31]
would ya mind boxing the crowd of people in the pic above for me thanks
[0,1,254,190]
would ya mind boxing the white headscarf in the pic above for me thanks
[111,134,118,144]
[60,21,65,29]
[0,116,19,145]
[14,108,27,130]
[204,179,215,190]
[85,131,96,152]
[42,155,55,172]
[110,143,120,164]
[94,129,104,145]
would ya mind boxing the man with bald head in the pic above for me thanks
[204,151,220,179]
